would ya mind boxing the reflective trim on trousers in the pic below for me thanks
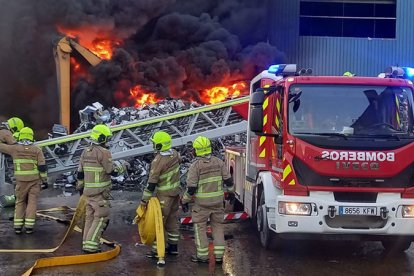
[194,224,209,258]
[25,218,35,227]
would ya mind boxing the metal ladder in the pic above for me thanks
[30,97,248,177]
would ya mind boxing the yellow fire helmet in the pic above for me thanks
[7,117,24,133]
[90,124,112,144]
[150,131,172,152]
[18,127,34,142]
[193,136,212,157]
[343,71,355,77]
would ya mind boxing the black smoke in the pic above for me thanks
[0,0,285,137]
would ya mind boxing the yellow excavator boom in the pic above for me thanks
[53,37,102,132]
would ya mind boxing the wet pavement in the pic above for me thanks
[1,185,414,276]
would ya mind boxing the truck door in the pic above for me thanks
[271,86,284,178]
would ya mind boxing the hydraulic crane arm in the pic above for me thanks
[53,37,102,132]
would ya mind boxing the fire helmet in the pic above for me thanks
[343,71,355,77]
[7,117,24,133]
[150,131,171,152]
[90,124,112,144]
[18,127,34,142]
[193,136,212,157]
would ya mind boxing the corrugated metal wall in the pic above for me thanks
[269,0,414,76]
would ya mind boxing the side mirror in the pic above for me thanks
[250,90,265,133]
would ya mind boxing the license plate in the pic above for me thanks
[338,206,377,216]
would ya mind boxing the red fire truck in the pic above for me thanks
[227,64,414,252]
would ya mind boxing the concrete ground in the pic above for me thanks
[2,184,414,276]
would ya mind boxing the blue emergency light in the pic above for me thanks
[267,64,297,76]
[385,66,414,79]
[403,67,414,78]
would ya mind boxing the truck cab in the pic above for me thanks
[227,64,414,252]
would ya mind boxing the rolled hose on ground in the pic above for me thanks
[0,196,121,275]
[135,197,165,261]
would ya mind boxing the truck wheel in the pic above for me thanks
[381,238,412,253]
[256,191,272,249]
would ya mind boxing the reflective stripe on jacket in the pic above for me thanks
[0,143,46,182]
[186,155,231,207]
[78,145,113,196]
[145,149,181,198]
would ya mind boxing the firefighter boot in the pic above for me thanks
[166,244,178,255]
[14,227,22,234]
[25,228,34,234]
[190,255,209,263]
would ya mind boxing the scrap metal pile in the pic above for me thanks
[53,99,247,193]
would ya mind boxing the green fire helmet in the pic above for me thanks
[18,127,34,142]
[343,71,355,77]
[193,136,212,157]
[90,124,112,144]
[7,117,24,133]
[150,131,172,152]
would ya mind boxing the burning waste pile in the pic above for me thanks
[74,99,202,133]
[53,98,246,193]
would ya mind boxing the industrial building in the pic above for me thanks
[270,0,413,76]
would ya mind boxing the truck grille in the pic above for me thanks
[325,215,387,229]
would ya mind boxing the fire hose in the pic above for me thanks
[0,196,121,275]
[134,197,165,266]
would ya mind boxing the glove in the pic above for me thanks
[78,187,84,196]
[225,193,236,205]
[140,200,148,208]
[181,202,189,213]
[41,182,48,190]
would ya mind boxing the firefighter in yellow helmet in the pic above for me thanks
[0,127,47,234]
[76,124,129,253]
[0,117,24,145]
[142,130,181,259]
[182,136,234,263]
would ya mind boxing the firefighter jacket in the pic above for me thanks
[184,155,232,207]
[142,149,181,201]
[0,143,46,182]
[0,128,16,145]
[77,144,114,197]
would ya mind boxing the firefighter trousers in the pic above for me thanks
[82,193,110,253]
[191,203,225,261]
[14,180,40,231]
[151,194,180,252]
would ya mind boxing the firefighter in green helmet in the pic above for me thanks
[182,136,234,264]
[142,130,181,261]
[0,117,24,145]
[0,127,47,234]
[76,124,129,253]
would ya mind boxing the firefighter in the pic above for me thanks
[181,136,234,264]
[142,130,181,258]
[0,127,47,234]
[76,124,128,253]
[0,117,24,144]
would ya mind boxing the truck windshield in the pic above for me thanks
[288,84,414,137]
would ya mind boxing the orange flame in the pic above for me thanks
[57,26,121,59]
[129,85,159,107]
[201,81,248,104]
[70,57,81,72]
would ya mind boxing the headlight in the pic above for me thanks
[402,205,414,218]
[278,202,312,216]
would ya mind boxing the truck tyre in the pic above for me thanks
[256,191,272,249]
[381,238,412,253]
